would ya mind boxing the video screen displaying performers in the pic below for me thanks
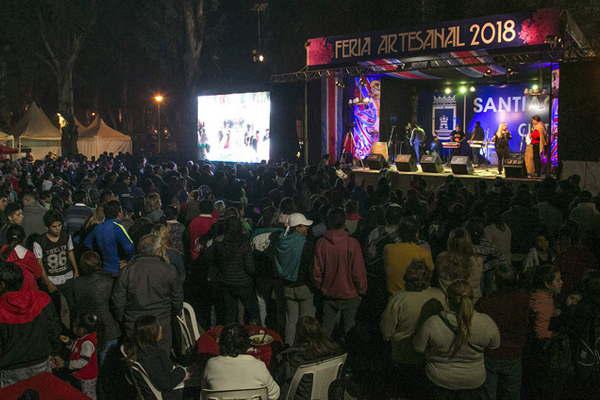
[197,92,271,162]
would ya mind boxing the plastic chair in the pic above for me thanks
[175,302,204,355]
[200,387,268,400]
[120,345,164,400]
[285,353,347,400]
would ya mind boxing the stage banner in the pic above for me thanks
[466,83,550,154]
[307,9,560,67]
[351,76,381,160]
[321,76,344,164]
[551,64,559,168]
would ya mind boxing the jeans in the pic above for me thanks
[223,285,259,325]
[322,297,361,338]
[0,359,50,388]
[472,147,480,164]
[98,338,119,367]
[484,357,522,400]
[79,377,97,400]
[284,285,315,345]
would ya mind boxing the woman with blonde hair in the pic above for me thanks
[436,228,483,301]
[414,280,500,398]
[151,223,185,282]
[492,122,511,175]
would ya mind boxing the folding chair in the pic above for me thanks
[285,353,347,400]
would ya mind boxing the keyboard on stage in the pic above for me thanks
[441,142,460,149]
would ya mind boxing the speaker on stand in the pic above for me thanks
[394,154,417,172]
[420,154,444,173]
[450,155,474,175]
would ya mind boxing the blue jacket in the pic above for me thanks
[84,218,134,276]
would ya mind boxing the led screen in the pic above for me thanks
[197,91,270,162]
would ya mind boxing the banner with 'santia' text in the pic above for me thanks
[306,9,560,67]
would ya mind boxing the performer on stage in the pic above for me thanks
[492,122,511,175]
[469,121,485,166]
[449,125,465,160]
[409,121,426,163]
[524,116,547,178]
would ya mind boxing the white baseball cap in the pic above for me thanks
[288,213,313,228]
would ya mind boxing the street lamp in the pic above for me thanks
[153,94,164,153]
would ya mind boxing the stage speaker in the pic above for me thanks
[395,154,417,172]
[420,154,444,173]
[366,154,385,170]
[370,142,389,161]
[504,153,526,178]
[450,156,473,175]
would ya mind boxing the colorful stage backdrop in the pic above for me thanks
[351,77,381,160]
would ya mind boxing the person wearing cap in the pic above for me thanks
[274,213,315,345]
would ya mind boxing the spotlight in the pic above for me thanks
[252,49,265,63]
[459,86,467,94]
[444,87,452,95]
[469,86,476,92]
[484,68,493,76]
[335,80,346,88]
[359,76,367,86]
[531,84,539,91]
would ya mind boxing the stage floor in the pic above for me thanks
[351,165,541,190]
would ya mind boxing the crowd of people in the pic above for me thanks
[0,152,599,400]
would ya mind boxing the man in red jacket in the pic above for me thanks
[313,208,367,338]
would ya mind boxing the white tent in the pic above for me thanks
[77,116,132,158]
[14,102,62,160]
[0,131,15,145]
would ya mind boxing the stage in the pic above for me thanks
[352,164,541,191]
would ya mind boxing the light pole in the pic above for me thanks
[153,94,164,153]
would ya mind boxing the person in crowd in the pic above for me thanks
[275,213,315,345]
[206,215,258,324]
[0,202,24,245]
[33,210,79,322]
[366,205,402,279]
[187,199,216,261]
[528,264,567,400]
[277,316,343,399]
[476,268,530,400]
[534,183,564,239]
[502,190,541,266]
[437,228,483,301]
[313,207,367,338]
[1,224,47,291]
[83,200,134,277]
[344,200,361,235]
[0,262,61,387]
[164,205,184,254]
[144,192,164,223]
[72,251,120,365]
[380,260,445,398]
[414,280,500,398]
[112,234,183,352]
[22,191,48,237]
[55,313,99,399]
[555,222,598,295]
[123,315,189,400]
[569,190,600,235]
[152,223,185,282]
[383,217,433,294]
[63,190,94,239]
[522,231,556,283]
[484,208,512,264]
[203,324,280,400]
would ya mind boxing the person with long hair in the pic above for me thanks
[151,223,185,282]
[203,324,280,400]
[123,315,188,399]
[144,192,163,223]
[1,224,47,291]
[436,228,483,301]
[492,122,511,175]
[525,116,547,178]
[414,280,500,398]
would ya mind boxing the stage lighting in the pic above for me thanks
[459,86,467,94]
[359,76,367,86]
[396,62,406,71]
[444,87,452,95]
[484,68,493,76]
[506,66,514,75]
[335,80,346,88]
[531,84,539,91]
[469,86,476,92]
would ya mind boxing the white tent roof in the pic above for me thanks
[14,102,61,141]
[0,131,14,141]
[78,116,131,141]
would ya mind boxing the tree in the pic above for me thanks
[35,0,96,155]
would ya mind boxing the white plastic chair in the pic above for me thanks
[120,345,164,400]
[285,353,347,400]
[176,302,204,355]
[200,387,268,400]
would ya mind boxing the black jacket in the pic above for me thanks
[208,237,255,287]
[136,345,186,398]
[0,290,61,370]
[72,271,121,342]
[111,255,183,324]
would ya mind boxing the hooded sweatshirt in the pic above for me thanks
[313,229,367,299]
[0,289,61,370]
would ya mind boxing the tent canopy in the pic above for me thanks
[0,131,14,142]
[14,102,61,141]
[77,116,132,157]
